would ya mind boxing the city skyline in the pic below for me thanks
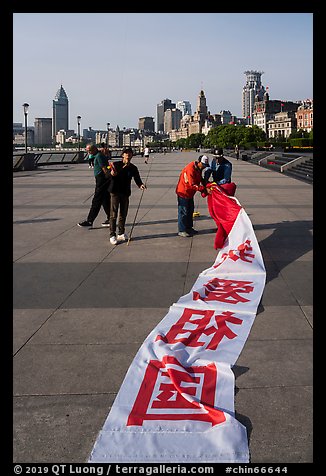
[13,13,313,130]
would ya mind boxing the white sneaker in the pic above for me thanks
[110,236,118,245]
[117,233,128,242]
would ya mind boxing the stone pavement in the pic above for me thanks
[13,151,313,463]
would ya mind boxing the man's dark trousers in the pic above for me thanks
[87,173,110,223]
[109,193,129,236]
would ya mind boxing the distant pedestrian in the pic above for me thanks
[108,147,147,245]
[78,143,111,228]
[88,151,94,168]
[175,155,210,237]
[235,144,240,160]
[144,146,150,164]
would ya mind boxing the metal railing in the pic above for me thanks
[13,147,142,171]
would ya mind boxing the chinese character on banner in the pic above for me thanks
[214,240,255,269]
[127,355,226,427]
[193,278,254,304]
[156,308,243,350]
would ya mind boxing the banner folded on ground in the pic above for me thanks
[88,184,266,463]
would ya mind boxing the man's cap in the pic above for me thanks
[198,155,209,167]
[214,148,224,157]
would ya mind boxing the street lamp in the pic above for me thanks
[22,103,29,153]
[107,122,110,147]
[77,115,81,153]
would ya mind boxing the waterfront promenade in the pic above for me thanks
[13,151,313,463]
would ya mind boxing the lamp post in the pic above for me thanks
[107,122,110,147]
[22,103,29,153]
[77,115,81,153]
[139,131,143,155]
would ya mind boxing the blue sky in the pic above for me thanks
[13,12,313,131]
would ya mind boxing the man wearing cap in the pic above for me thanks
[175,155,210,237]
[201,154,216,184]
[212,148,232,185]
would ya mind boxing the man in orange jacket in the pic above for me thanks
[175,155,210,237]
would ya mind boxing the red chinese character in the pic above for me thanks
[193,278,254,304]
[214,239,255,268]
[156,308,243,350]
[127,355,226,427]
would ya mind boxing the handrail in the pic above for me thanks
[13,147,143,171]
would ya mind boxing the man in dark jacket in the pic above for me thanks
[212,148,232,184]
[108,147,146,245]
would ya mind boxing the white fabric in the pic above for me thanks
[89,198,266,463]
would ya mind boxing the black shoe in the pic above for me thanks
[101,219,110,227]
[78,220,93,227]
[187,228,199,235]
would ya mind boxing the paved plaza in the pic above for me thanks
[13,151,313,463]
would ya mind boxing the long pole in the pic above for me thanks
[77,116,81,154]
[107,122,110,147]
[127,188,145,246]
[22,103,29,153]
[127,155,153,245]
[24,112,28,153]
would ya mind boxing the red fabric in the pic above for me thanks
[176,162,203,199]
[219,182,237,196]
[207,185,242,249]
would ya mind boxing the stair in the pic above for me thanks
[283,158,313,184]
[245,152,313,185]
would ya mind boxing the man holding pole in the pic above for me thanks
[108,147,146,245]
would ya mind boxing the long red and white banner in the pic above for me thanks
[88,185,266,463]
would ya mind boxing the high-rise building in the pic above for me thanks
[157,98,176,133]
[164,108,182,133]
[34,118,52,145]
[242,71,265,124]
[138,116,155,132]
[193,90,208,127]
[176,100,192,117]
[52,85,69,141]
[219,110,232,125]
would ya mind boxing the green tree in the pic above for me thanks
[289,128,310,139]
[204,125,226,149]
[186,133,205,149]
[243,125,266,143]
[202,123,267,150]
[176,138,187,149]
